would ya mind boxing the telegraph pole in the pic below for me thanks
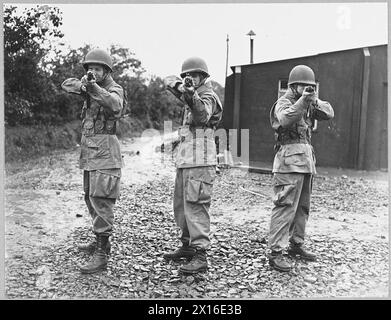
[225,34,229,80]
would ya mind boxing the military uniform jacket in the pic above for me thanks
[61,75,124,170]
[270,88,334,174]
[164,76,223,168]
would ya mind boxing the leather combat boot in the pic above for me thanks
[163,244,196,262]
[78,235,111,255]
[79,235,109,274]
[179,248,208,274]
[288,243,317,261]
[268,251,292,272]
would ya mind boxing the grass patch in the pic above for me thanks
[5,117,146,163]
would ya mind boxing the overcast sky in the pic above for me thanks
[12,2,388,85]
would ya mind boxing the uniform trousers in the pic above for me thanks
[83,169,121,236]
[268,172,313,252]
[173,166,216,250]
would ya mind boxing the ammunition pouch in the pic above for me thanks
[82,119,117,137]
[274,125,311,151]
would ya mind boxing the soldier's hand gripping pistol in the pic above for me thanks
[182,75,195,94]
[184,76,194,88]
[304,86,318,132]
[87,71,96,82]
[163,74,195,100]
[304,86,314,93]
[79,71,96,93]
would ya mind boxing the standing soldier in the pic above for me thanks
[268,65,334,272]
[163,57,223,274]
[61,48,125,274]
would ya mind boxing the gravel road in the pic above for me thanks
[4,135,389,299]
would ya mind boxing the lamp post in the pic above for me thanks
[246,30,256,64]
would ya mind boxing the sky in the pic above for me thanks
[11,2,388,85]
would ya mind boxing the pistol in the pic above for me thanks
[184,76,194,88]
[305,86,315,93]
[87,71,95,81]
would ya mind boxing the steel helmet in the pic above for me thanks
[180,57,209,78]
[82,48,113,72]
[288,65,316,86]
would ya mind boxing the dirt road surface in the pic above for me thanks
[4,135,389,299]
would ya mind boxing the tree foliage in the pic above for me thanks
[3,5,223,131]
[4,5,64,125]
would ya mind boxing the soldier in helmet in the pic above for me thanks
[267,65,334,272]
[163,57,223,274]
[61,48,125,274]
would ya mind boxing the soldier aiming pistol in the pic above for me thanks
[87,71,95,81]
[184,76,194,88]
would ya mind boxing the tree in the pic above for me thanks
[210,80,225,106]
[145,76,184,129]
[3,5,185,129]
[4,5,65,125]
[108,45,183,128]
[49,46,91,122]
[109,45,146,118]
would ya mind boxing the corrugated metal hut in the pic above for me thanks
[223,44,387,171]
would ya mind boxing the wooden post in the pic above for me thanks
[232,66,242,156]
[357,48,370,170]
